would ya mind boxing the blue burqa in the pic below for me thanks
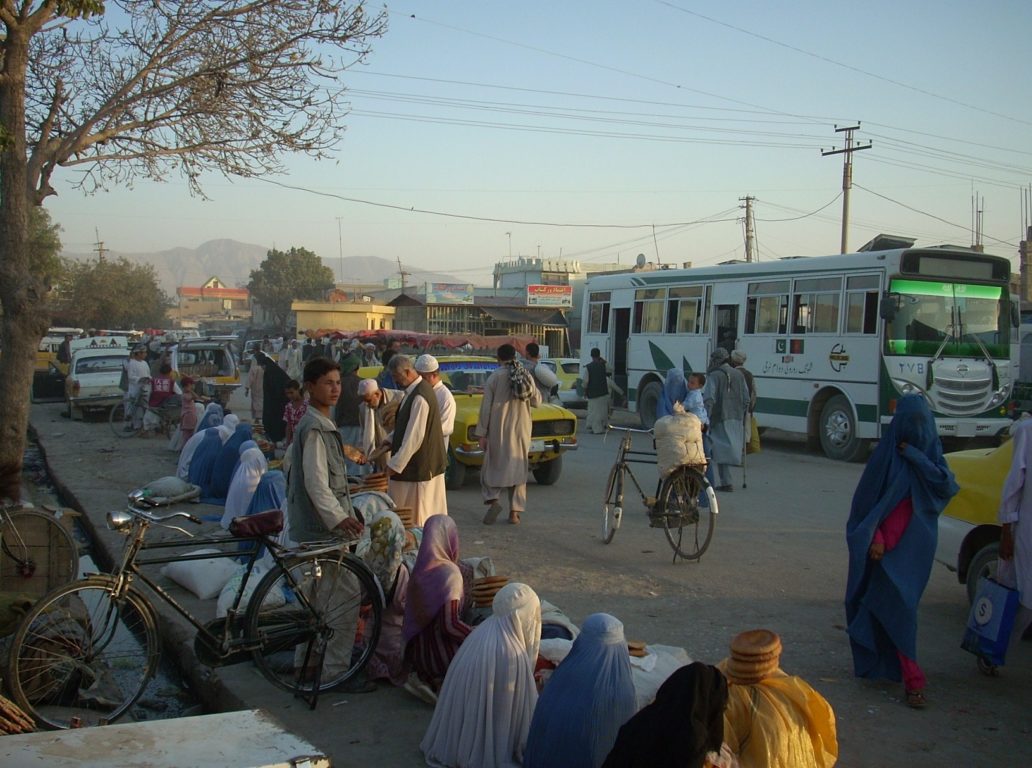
[204,425,253,504]
[195,403,224,432]
[844,395,958,681]
[524,613,637,768]
[656,369,688,420]
[246,469,287,517]
[187,429,222,498]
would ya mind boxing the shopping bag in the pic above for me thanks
[746,416,761,454]
[961,577,1020,667]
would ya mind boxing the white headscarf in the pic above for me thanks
[216,413,241,443]
[177,426,215,479]
[421,582,541,768]
[220,446,268,529]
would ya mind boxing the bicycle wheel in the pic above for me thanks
[7,576,159,729]
[247,554,383,695]
[601,464,624,544]
[109,401,140,438]
[657,467,716,562]
[1,508,79,596]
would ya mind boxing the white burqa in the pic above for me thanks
[220,447,269,529]
[387,379,448,526]
[998,418,1032,653]
[421,583,541,768]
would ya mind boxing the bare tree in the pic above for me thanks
[0,1,387,500]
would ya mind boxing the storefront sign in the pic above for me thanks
[527,284,573,307]
[425,282,475,305]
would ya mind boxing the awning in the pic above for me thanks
[480,307,568,326]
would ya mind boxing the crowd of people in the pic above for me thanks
[153,333,1032,767]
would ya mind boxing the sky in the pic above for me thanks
[44,0,1032,286]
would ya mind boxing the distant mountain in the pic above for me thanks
[60,239,460,294]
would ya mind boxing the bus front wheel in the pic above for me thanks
[818,395,866,462]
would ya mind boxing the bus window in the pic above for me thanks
[791,277,842,334]
[666,285,708,334]
[845,274,880,334]
[746,280,789,334]
[588,291,611,334]
[633,288,665,334]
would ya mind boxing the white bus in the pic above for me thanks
[581,246,1017,460]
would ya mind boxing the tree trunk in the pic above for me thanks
[0,31,50,503]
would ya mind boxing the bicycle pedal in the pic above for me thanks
[644,496,656,509]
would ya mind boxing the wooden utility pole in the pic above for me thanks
[93,227,109,262]
[822,124,871,254]
[740,195,757,262]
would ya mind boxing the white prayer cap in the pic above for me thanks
[358,378,380,396]
[415,354,439,373]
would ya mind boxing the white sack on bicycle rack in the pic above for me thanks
[216,562,283,618]
[654,405,706,478]
[161,549,240,600]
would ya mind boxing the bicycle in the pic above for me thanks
[109,381,181,439]
[1,504,79,597]
[601,425,718,563]
[5,503,383,729]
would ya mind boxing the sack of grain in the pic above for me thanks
[654,403,706,478]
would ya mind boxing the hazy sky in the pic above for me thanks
[46,1,1032,285]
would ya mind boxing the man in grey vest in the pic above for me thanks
[583,347,610,434]
[385,354,448,526]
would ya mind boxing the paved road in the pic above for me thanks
[26,398,1032,767]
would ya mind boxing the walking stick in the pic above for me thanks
[741,414,749,489]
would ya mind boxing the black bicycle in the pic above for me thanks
[6,502,383,729]
[601,425,718,563]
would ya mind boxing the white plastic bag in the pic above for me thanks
[654,403,706,477]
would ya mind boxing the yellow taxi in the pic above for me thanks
[935,438,1012,604]
[359,355,579,489]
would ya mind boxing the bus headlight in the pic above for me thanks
[891,379,926,397]
[987,388,1009,408]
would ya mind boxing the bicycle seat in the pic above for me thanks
[229,509,283,537]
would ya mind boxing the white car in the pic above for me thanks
[541,358,584,408]
[65,338,130,419]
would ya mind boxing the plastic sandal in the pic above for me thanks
[905,690,927,709]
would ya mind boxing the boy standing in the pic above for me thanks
[684,372,710,428]
[285,357,367,687]
[283,379,308,448]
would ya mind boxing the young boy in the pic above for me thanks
[684,372,710,429]
[284,357,368,688]
[282,379,308,448]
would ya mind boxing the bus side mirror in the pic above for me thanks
[879,292,897,322]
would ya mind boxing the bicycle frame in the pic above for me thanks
[106,506,347,665]
[607,426,662,507]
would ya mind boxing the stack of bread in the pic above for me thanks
[356,472,389,493]
[724,629,782,685]
[627,640,648,658]
[394,507,416,529]
[472,575,509,607]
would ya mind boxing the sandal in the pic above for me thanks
[508,511,521,525]
[905,689,927,709]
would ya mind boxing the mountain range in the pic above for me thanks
[60,239,461,294]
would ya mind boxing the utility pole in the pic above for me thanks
[93,227,108,262]
[396,256,410,293]
[822,124,871,254]
[740,195,757,263]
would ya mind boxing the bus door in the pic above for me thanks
[713,305,739,354]
[612,308,630,396]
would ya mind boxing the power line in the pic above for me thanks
[755,193,842,222]
[654,0,1032,126]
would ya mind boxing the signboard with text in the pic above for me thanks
[425,282,475,305]
[526,284,573,307]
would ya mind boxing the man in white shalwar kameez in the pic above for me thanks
[416,354,456,453]
[998,416,1032,658]
[477,344,542,525]
[385,355,448,525]
[357,379,405,466]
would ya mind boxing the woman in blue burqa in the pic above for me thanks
[655,368,688,420]
[844,394,957,709]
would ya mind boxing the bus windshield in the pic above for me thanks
[884,279,1007,358]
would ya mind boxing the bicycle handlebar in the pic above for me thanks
[128,505,203,525]
[606,424,654,435]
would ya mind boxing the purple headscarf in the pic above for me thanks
[402,515,464,644]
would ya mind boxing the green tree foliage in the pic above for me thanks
[249,247,335,330]
[56,257,173,330]
[29,207,63,285]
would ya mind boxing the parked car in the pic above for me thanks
[540,357,583,408]
[64,337,130,419]
[173,338,240,404]
[358,356,579,490]
[935,438,1013,604]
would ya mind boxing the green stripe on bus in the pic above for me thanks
[756,397,877,423]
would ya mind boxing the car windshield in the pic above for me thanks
[75,355,126,374]
[560,362,579,374]
[884,278,1008,358]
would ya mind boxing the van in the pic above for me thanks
[64,336,130,419]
